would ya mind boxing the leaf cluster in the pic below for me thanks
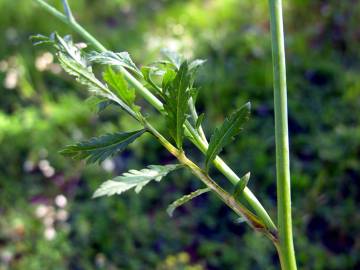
[162,61,192,149]
[33,34,252,218]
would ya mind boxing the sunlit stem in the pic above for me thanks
[268,0,297,269]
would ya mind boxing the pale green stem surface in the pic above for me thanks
[61,0,74,22]
[143,121,275,239]
[268,0,297,269]
[33,0,276,233]
[188,98,207,141]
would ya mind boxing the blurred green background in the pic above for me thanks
[0,0,359,269]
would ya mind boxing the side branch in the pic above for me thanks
[61,0,74,22]
[144,121,278,241]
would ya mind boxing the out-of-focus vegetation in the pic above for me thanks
[0,0,359,269]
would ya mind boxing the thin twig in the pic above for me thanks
[61,0,74,22]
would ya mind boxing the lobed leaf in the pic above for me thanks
[55,34,85,65]
[40,34,113,101]
[88,51,142,77]
[141,66,163,96]
[30,33,56,46]
[60,129,146,164]
[162,68,176,89]
[57,52,112,99]
[160,49,205,86]
[205,102,251,170]
[103,67,136,108]
[188,59,207,72]
[161,48,182,69]
[188,59,206,87]
[36,33,139,118]
[93,164,182,198]
[163,61,192,149]
[167,187,211,217]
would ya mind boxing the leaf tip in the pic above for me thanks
[91,193,99,199]
[92,189,103,199]
[233,171,251,198]
[244,171,251,181]
[243,102,251,117]
[166,207,174,218]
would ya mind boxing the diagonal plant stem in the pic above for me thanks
[143,120,278,242]
[33,0,276,233]
[268,0,297,269]
[188,98,207,141]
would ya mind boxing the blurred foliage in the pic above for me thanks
[0,0,359,269]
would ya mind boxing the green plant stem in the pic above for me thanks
[268,0,297,269]
[33,0,276,233]
[188,98,207,141]
[143,121,277,241]
[184,122,276,231]
[61,0,74,22]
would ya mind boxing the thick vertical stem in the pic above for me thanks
[268,0,297,269]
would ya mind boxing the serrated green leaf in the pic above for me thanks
[47,35,113,100]
[37,33,138,118]
[57,52,111,98]
[103,67,136,108]
[45,35,120,115]
[189,59,206,72]
[162,68,176,89]
[205,102,251,170]
[60,129,146,164]
[45,34,106,98]
[55,34,84,65]
[30,33,56,46]
[161,48,182,69]
[141,66,163,96]
[57,51,139,118]
[167,187,210,217]
[163,62,192,149]
[188,59,206,87]
[85,96,120,114]
[93,164,182,198]
[233,172,251,198]
[88,51,142,76]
